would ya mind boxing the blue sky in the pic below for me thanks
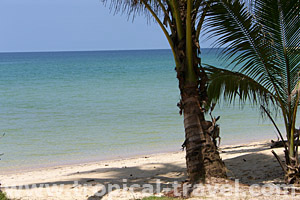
[0,0,213,52]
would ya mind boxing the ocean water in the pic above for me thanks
[0,49,282,172]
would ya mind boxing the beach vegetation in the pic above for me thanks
[141,196,184,200]
[102,0,227,183]
[0,191,9,200]
[204,0,300,184]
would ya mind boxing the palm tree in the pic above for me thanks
[102,0,227,183]
[204,0,300,184]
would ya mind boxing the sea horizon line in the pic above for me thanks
[0,47,223,54]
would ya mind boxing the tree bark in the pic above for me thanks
[181,83,227,183]
[170,0,227,183]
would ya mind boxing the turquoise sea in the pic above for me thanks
[0,49,282,172]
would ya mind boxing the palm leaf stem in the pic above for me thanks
[186,0,196,83]
[261,105,288,152]
[196,4,208,39]
[157,0,174,34]
[141,0,180,67]
[169,0,184,40]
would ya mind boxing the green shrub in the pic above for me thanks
[0,191,9,200]
[142,197,183,200]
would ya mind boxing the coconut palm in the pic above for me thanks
[102,0,227,183]
[204,0,300,183]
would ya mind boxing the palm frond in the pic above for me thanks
[204,0,283,98]
[254,0,300,107]
[101,0,173,23]
[205,65,275,107]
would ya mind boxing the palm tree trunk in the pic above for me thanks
[180,82,227,183]
[176,38,227,182]
[166,0,227,183]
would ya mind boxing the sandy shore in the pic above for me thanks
[1,140,299,200]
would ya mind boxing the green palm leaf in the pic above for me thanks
[205,0,300,112]
[205,0,283,98]
[205,0,300,181]
[205,65,275,106]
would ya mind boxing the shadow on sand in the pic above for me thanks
[4,162,187,200]
[3,144,285,199]
[225,152,284,185]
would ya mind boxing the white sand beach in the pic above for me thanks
[1,140,299,200]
